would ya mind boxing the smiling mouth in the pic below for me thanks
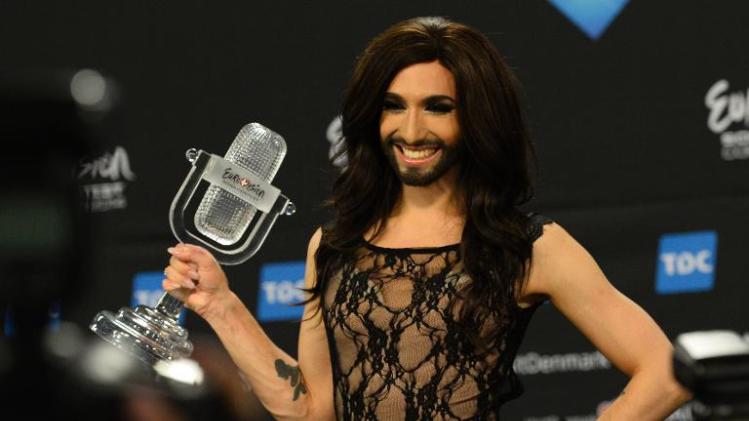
[395,144,441,164]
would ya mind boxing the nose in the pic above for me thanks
[400,109,425,143]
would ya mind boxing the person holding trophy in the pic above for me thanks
[163,17,691,420]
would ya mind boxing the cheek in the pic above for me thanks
[435,117,461,145]
[379,114,397,140]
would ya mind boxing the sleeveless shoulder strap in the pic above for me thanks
[526,212,553,242]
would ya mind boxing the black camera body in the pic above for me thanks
[674,330,749,420]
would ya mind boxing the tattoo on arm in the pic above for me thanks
[274,359,308,401]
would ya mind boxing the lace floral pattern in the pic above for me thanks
[321,216,551,420]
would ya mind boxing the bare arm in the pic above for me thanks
[163,228,334,420]
[522,223,692,420]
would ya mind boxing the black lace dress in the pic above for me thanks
[320,215,553,420]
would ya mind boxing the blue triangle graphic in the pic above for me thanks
[547,0,630,40]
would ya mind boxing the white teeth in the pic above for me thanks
[401,147,437,160]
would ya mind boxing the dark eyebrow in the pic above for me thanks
[422,95,456,104]
[383,92,403,102]
[383,92,456,104]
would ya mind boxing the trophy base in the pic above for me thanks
[90,305,193,366]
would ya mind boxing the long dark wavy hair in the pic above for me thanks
[310,16,537,347]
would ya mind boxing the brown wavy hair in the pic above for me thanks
[310,16,537,348]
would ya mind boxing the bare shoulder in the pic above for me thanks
[522,221,601,301]
[308,226,323,255]
[304,227,324,289]
[530,221,577,256]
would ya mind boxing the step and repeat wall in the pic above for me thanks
[2,1,748,420]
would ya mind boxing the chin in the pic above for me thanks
[397,168,442,186]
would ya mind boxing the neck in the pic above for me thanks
[366,167,465,247]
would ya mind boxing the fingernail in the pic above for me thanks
[188,270,199,281]
[185,279,196,289]
[167,247,175,254]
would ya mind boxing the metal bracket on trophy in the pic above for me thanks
[90,123,295,366]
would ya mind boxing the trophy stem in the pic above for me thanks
[156,292,184,320]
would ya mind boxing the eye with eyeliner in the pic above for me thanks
[382,99,405,111]
[382,93,456,114]
[425,102,455,114]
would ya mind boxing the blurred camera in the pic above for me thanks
[674,330,749,420]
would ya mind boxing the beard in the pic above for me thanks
[381,134,462,186]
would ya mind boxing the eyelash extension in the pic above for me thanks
[382,100,404,110]
[382,100,454,113]
[426,103,455,113]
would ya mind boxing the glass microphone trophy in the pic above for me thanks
[89,122,296,366]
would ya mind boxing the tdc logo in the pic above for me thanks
[655,231,718,294]
[257,261,306,322]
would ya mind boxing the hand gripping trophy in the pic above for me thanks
[90,123,295,366]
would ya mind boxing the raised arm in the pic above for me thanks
[522,223,692,420]
[163,228,334,420]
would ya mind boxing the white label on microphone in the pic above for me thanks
[202,154,281,214]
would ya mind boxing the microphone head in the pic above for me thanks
[194,123,286,245]
[224,123,287,183]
